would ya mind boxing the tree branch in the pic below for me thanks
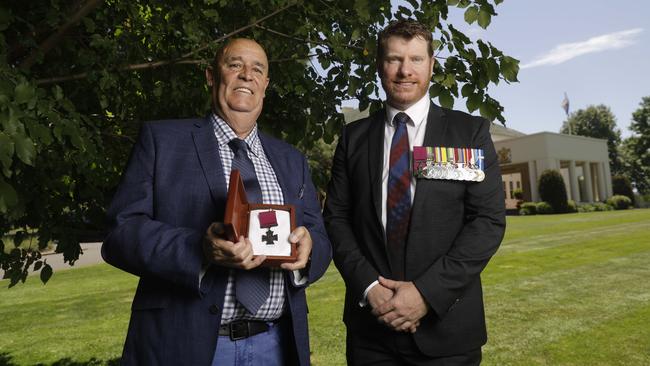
[180,1,298,60]
[20,0,104,71]
[35,1,298,86]
[255,25,363,51]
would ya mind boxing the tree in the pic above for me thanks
[620,97,650,194]
[0,0,519,286]
[560,105,622,174]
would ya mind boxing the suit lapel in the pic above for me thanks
[192,117,228,211]
[420,101,448,150]
[368,108,386,234]
[410,101,447,228]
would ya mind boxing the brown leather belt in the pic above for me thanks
[219,320,272,341]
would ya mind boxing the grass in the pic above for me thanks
[1,209,649,365]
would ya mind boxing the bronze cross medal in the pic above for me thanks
[258,210,279,245]
[262,229,278,245]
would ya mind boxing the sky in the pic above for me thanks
[438,0,649,137]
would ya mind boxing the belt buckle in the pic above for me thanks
[229,321,249,341]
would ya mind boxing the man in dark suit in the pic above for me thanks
[324,20,505,365]
[102,38,331,366]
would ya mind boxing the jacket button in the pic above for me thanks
[209,305,220,314]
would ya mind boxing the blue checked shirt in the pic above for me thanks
[211,113,285,323]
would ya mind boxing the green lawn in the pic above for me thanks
[1,209,650,365]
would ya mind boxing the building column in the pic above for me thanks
[582,162,594,202]
[528,160,538,202]
[603,162,613,197]
[568,160,580,202]
[597,162,607,202]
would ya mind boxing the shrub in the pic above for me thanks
[612,175,635,204]
[513,188,524,201]
[578,204,595,213]
[536,201,554,214]
[538,170,569,213]
[567,200,578,213]
[519,202,537,215]
[606,195,633,210]
[595,202,613,211]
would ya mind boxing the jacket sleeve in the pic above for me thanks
[101,122,205,295]
[289,154,332,287]
[323,126,381,304]
[413,118,506,318]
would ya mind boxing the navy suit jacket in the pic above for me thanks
[324,102,505,356]
[102,117,331,365]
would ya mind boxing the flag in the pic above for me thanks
[561,92,570,115]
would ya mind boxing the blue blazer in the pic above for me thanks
[102,116,331,365]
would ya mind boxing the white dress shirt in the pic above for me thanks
[362,94,431,305]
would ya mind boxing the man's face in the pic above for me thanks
[208,39,270,119]
[379,36,434,110]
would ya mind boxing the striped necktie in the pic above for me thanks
[386,112,412,280]
[228,138,269,314]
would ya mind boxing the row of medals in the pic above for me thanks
[418,161,485,182]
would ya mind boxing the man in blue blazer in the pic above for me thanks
[102,38,331,365]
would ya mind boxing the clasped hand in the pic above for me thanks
[203,222,312,270]
[367,276,429,333]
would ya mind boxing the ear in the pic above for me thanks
[261,76,270,98]
[205,67,213,86]
[429,57,435,77]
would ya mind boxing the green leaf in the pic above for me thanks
[25,120,53,146]
[438,89,454,109]
[477,40,490,58]
[0,107,20,134]
[14,82,36,105]
[447,0,460,6]
[464,6,479,24]
[485,58,500,83]
[0,177,18,213]
[431,39,442,51]
[442,73,456,88]
[500,56,520,82]
[0,6,12,31]
[461,83,474,98]
[354,0,370,21]
[0,131,14,174]
[52,85,63,101]
[428,84,442,98]
[477,9,491,29]
[467,91,483,113]
[40,262,53,284]
[34,260,43,271]
[13,134,36,166]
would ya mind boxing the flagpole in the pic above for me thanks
[562,92,571,134]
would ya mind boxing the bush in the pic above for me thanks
[606,195,633,210]
[612,175,635,204]
[578,204,595,213]
[519,202,537,215]
[538,170,569,213]
[536,201,554,214]
[593,202,613,211]
[513,188,524,201]
[567,200,578,213]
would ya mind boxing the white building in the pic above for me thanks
[491,125,613,210]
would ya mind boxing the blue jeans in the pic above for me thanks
[211,321,286,366]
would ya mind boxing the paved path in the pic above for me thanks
[42,242,105,272]
[2,242,106,278]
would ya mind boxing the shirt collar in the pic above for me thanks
[210,113,263,157]
[385,94,430,127]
